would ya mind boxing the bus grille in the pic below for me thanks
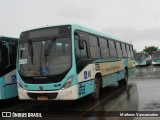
[27,93,58,99]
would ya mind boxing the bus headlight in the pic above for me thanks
[62,76,74,89]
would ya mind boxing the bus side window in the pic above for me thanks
[122,43,127,57]
[0,45,9,70]
[108,40,117,58]
[130,45,134,58]
[126,44,131,57]
[89,36,100,59]
[0,47,2,64]
[9,42,17,65]
[99,38,110,59]
[75,39,88,63]
[116,42,123,58]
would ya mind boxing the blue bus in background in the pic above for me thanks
[0,36,18,100]
[134,52,151,66]
[151,50,160,65]
[17,24,135,100]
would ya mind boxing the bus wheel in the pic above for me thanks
[91,77,100,100]
[118,80,123,87]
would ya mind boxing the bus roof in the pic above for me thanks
[21,24,132,45]
[0,36,18,42]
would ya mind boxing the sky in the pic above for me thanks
[0,0,160,52]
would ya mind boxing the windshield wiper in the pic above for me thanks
[28,39,34,64]
[44,37,57,57]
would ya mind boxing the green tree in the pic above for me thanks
[143,46,158,54]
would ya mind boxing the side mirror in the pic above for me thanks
[74,32,84,50]
[79,39,84,50]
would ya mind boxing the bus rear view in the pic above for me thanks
[17,25,77,100]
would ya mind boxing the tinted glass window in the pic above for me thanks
[116,42,123,58]
[108,40,115,49]
[99,38,110,58]
[75,39,88,63]
[109,40,117,58]
[126,44,131,57]
[99,38,108,47]
[0,45,9,71]
[130,45,134,57]
[122,43,127,57]
[89,36,98,47]
[9,42,17,65]
[0,49,2,64]
[89,36,100,58]
[19,38,72,76]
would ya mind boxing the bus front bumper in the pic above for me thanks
[152,62,160,65]
[18,85,79,100]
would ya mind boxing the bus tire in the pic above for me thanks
[118,80,123,87]
[91,77,100,100]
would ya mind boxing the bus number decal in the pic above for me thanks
[79,85,85,95]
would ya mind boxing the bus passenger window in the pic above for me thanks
[75,39,88,63]
[108,40,117,58]
[89,36,100,58]
[9,43,17,65]
[116,42,123,58]
[130,45,134,58]
[126,44,131,57]
[99,38,110,59]
[0,45,9,70]
[122,43,127,57]
[0,49,2,64]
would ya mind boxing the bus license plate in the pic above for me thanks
[37,96,48,100]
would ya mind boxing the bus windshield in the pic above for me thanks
[18,37,71,77]
[152,51,160,60]
[134,53,146,61]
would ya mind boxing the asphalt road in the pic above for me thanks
[1,65,160,120]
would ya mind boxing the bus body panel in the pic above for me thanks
[5,84,17,99]
[0,66,17,100]
[5,69,16,84]
[0,77,5,99]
